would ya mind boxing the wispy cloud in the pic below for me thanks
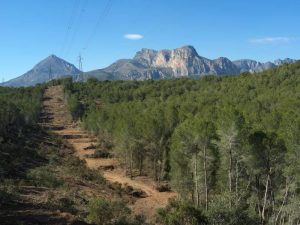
[124,33,144,40]
[249,37,294,44]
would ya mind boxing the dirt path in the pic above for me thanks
[41,85,176,220]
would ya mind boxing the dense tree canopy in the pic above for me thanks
[63,61,299,224]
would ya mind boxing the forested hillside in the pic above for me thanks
[0,85,44,178]
[64,62,300,224]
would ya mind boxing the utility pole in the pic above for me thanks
[78,54,83,81]
[48,65,53,81]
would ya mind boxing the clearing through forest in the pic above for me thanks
[41,85,176,220]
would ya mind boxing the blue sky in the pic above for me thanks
[0,0,300,81]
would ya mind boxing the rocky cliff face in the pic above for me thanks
[2,55,81,87]
[133,49,158,67]
[152,46,201,76]
[233,59,267,73]
[128,46,240,78]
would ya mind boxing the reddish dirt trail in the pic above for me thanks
[41,85,176,220]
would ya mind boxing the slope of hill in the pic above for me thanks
[65,61,300,224]
[0,85,147,225]
[1,55,80,87]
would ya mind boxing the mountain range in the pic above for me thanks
[1,46,297,87]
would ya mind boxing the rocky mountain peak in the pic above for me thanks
[36,54,67,66]
[2,55,80,87]
[173,45,198,57]
[47,54,58,59]
[40,54,63,65]
[152,46,203,76]
[215,57,232,63]
[134,45,200,68]
[274,58,296,66]
[134,49,158,67]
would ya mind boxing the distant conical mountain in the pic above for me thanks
[2,55,80,87]
[84,46,297,80]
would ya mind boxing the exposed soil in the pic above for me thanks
[0,131,94,224]
[42,85,177,220]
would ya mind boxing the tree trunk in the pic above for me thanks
[262,173,270,224]
[229,145,232,194]
[138,154,143,176]
[235,160,239,206]
[130,151,133,179]
[229,145,232,208]
[275,180,289,224]
[157,159,162,184]
[256,176,262,220]
[280,213,285,225]
[125,152,128,175]
[162,147,170,180]
[203,146,208,210]
[153,158,157,181]
[193,153,199,207]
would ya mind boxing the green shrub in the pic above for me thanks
[27,166,63,188]
[62,77,73,93]
[67,95,84,121]
[0,179,20,206]
[65,156,105,184]
[156,199,208,225]
[205,195,260,225]
[87,198,131,225]
[43,190,77,213]
[206,208,259,225]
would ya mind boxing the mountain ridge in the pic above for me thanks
[85,46,297,81]
[1,46,297,86]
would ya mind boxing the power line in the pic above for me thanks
[77,54,83,81]
[55,1,69,53]
[60,0,81,56]
[78,54,83,71]
[59,0,113,81]
[48,65,53,81]
[65,0,89,57]
[82,0,113,53]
